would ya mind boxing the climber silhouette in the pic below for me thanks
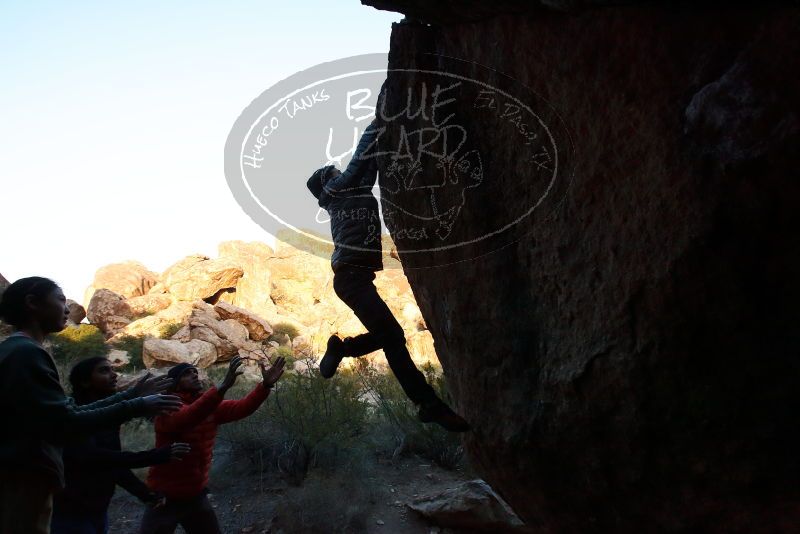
[306,107,470,433]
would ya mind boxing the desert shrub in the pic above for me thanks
[118,417,157,479]
[217,352,464,491]
[49,324,109,388]
[354,359,465,470]
[157,322,183,339]
[204,363,229,384]
[275,468,376,533]
[218,358,370,485]
[273,346,295,370]
[119,417,157,455]
[275,345,294,359]
[270,322,299,341]
[50,324,108,364]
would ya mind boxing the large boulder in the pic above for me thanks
[142,338,217,369]
[84,261,159,307]
[65,299,86,326]
[407,480,526,533]
[86,289,132,336]
[217,241,278,321]
[368,3,800,531]
[147,282,169,295]
[189,325,238,359]
[162,255,244,301]
[106,349,130,368]
[126,294,173,318]
[169,324,191,342]
[109,301,193,341]
[188,302,249,360]
[213,301,273,341]
[264,242,329,321]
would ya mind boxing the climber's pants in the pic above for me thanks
[333,266,437,405]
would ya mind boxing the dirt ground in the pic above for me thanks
[108,453,471,533]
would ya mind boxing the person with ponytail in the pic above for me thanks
[50,357,192,534]
[0,276,184,534]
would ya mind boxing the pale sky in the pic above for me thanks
[0,0,400,301]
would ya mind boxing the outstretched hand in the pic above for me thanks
[140,394,183,416]
[217,355,245,394]
[127,372,174,398]
[260,356,286,387]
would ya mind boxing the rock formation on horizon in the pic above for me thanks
[79,235,436,371]
[363,1,800,531]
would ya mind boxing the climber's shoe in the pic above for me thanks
[418,399,471,432]
[320,335,345,379]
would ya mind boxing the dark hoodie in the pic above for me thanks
[0,334,147,489]
[307,119,383,272]
[53,422,171,518]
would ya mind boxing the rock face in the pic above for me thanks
[407,480,526,532]
[86,289,132,335]
[109,301,193,341]
[65,299,86,325]
[188,301,255,360]
[217,241,278,321]
[213,301,273,342]
[106,349,130,367]
[84,261,159,307]
[126,294,173,317]
[84,239,438,370]
[367,3,800,531]
[162,255,244,301]
[143,338,217,369]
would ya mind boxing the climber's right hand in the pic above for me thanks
[217,355,245,395]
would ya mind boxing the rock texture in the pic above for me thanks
[83,238,438,370]
[367,3,800,532]
[126,294,173,317]
[162,255,244,301]
[86,289,133,335]
[216,241,278,321]
[106,349,130,367]
[407,479,526,533]
[84,261,159,307]
[65,299,86,325]
[213,301,273,342]
[143,338,217,369]
[108,301,193,342]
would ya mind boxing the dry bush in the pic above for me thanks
[217,358,370,486]
[274,465,377,533]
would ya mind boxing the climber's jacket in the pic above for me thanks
[307,119,383,272]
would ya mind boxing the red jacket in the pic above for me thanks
[146,383,269,499]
